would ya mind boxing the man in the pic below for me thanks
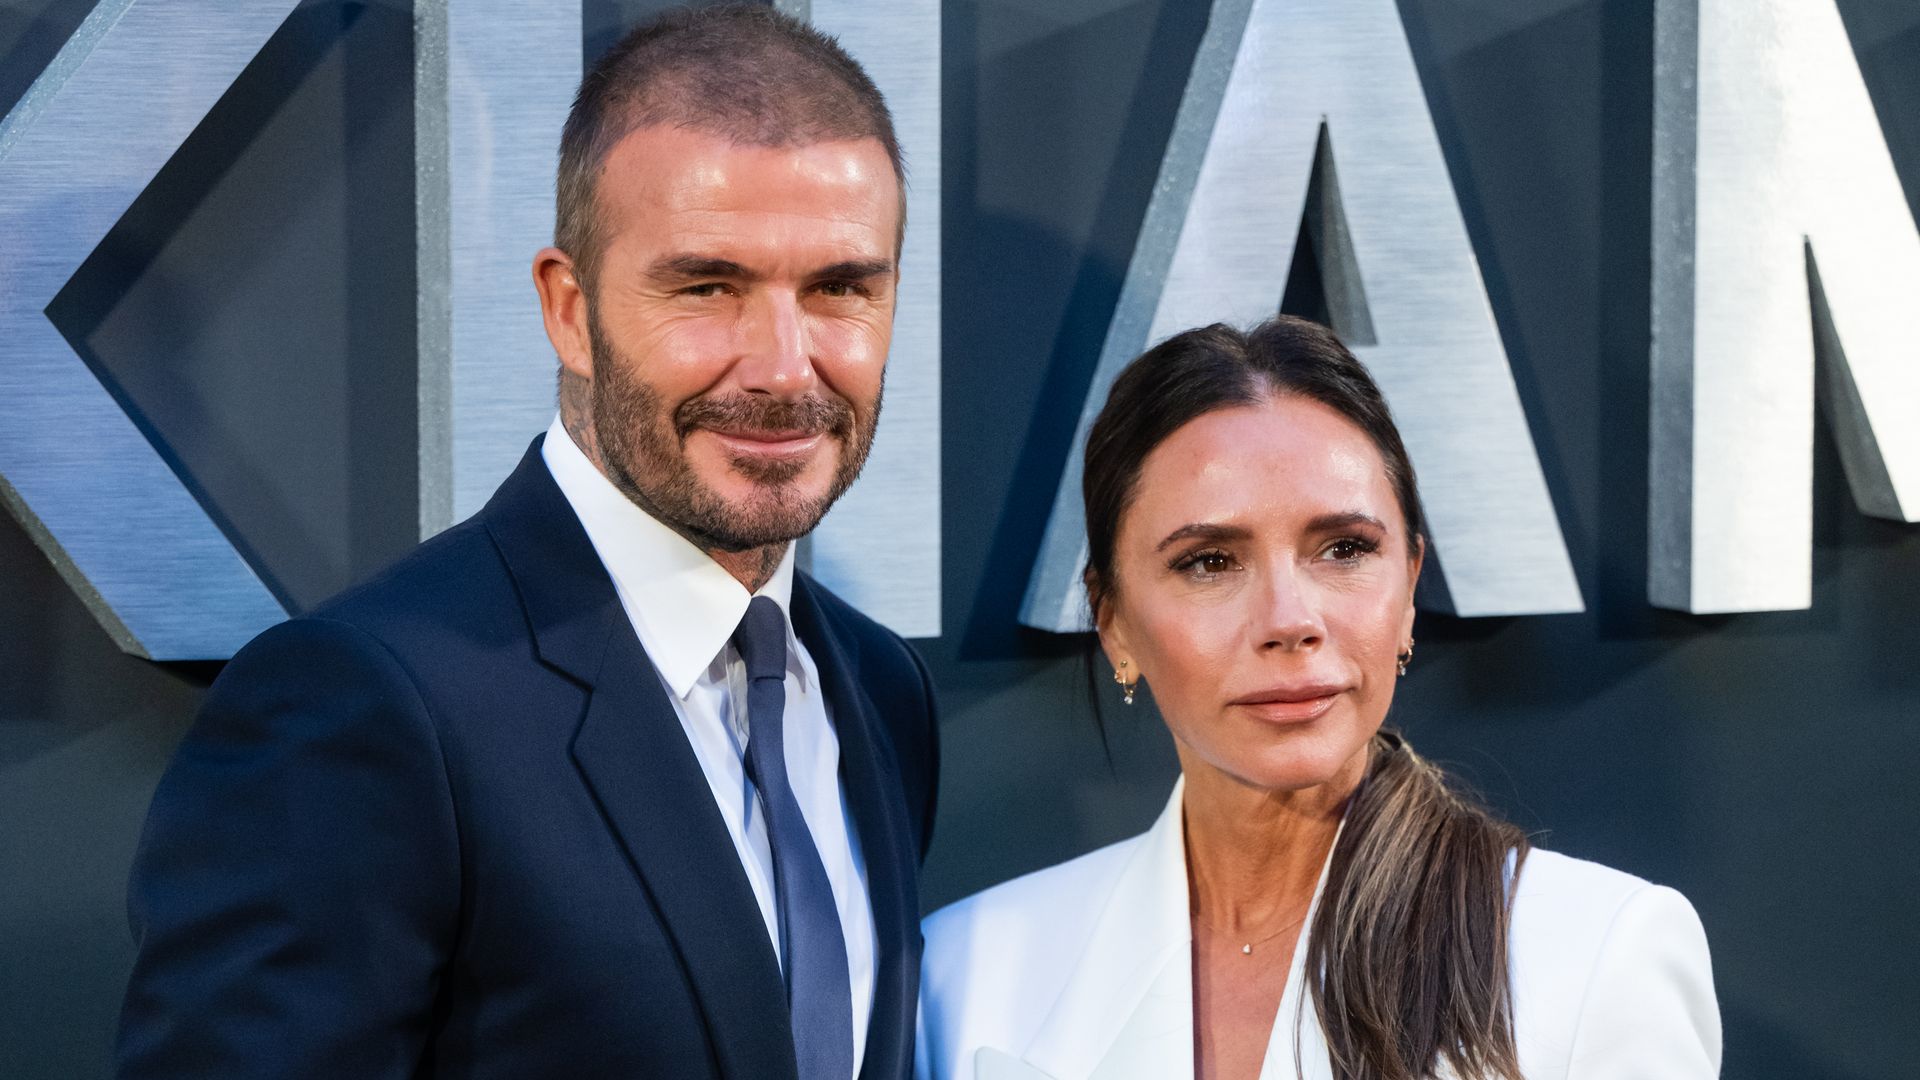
[116,8,938,1079]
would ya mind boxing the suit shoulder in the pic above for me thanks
[918,835,1143,1080]
[209,613,422,705]
[796,572,883,630]
[924,833,1139,969]
[798,573,923,673]
[1510,848,1678,936]
[205,518,529,722]
[1509,848,1679,971]
[1508,848,1718,1074]
[310,516,502,619]
[296,517,521,649]
[1515,845,1653,894]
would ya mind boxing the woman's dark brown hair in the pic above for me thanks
[1081,315,1531,1080]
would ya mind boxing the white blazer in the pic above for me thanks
[917,779,1720,1080]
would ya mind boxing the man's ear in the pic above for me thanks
[534,247,593,382]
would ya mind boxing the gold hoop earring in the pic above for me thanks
[1113,660,1136,706]
[1396,641,1414,677]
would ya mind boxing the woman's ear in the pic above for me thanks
[1096,627,1132,674]
[1400,535,1426,642]
[1088,575,1134,674]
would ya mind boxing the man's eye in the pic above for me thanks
[681,282,727,297]
[818,281,862,298]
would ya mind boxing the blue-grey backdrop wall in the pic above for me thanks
[2,1,1917,1077]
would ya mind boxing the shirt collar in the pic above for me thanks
[541,415,801,700]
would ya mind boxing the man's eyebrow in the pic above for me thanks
[646,255,753,282]
[808,258,896,282]
[1155,522,1253,552]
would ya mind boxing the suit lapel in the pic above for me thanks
[1021,782,1195,1080]
[484,440,796,1080]
[571,632,797,1080]
[1256,819,1342,1080]
[1009,780,1345,1080]
[789,576,921,1080]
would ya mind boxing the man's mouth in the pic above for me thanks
[699,427,829,461]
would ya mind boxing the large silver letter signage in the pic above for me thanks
[0,0,938,661]
[415,2,581,537]
[805,0,944,638]
[0,0,296,660]
[1651,0,1920,613]
[1020,0,1583,632]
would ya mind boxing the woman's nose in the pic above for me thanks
[1258,566,1325,651]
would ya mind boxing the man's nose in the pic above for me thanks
[1257,565,1325,653]
[735,288,816,399]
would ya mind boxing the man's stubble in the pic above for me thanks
[583,310,883,557]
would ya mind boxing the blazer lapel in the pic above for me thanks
[1020,781,1195,1080]
[484,439,796,1080]
[1257,822,1344,1080]
[788,576,922,1080]
[571,633,797,1080]
[1004,778,1347,1080]
[1257,944,1336,1080]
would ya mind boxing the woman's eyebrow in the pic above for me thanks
[1155,522,1252,552]
[1304,511,1387,534]
[1154,512,1386,552]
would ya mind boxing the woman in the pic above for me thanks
[917,317,1720,1080]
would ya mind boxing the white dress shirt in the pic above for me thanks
[543,417,876,1076]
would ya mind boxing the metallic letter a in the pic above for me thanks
[1021,0,1582,632]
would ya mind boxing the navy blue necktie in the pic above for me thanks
[732,596,854,1080]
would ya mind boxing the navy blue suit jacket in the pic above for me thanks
[117,438,940,1080]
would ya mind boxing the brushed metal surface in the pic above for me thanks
[415,2,580,537]
[806,0,943,638]
[1650,0,1920,614]
[1020,0,1583,633]
[0,0,295,660]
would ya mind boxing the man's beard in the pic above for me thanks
[585,318,880,553]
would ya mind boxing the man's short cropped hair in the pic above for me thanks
[555,3,905,291]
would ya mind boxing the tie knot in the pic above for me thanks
[732,595,788,683]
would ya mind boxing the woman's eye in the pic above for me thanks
[1323,538,1378,561]
[1174,549,1235,577]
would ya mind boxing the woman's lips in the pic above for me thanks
[1229,685,1345,724]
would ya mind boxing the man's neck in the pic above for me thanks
[709,544,788,594]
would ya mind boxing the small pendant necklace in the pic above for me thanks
[1190,909,1307,956]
